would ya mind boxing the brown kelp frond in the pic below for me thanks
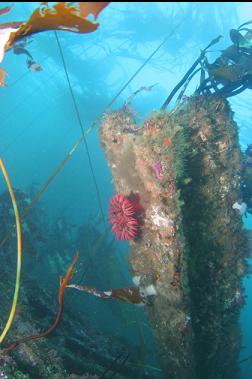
[6,2,110,48]
[78,2,110,20]
[2,253,79,355]
[8,2,98,47]
[0,2,110,81]
[67,284,145,304]
[58,252,80,305]
[0,67,7,86]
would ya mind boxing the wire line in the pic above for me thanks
[54,30,106,229]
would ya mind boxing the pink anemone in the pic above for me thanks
[109,193,142,240]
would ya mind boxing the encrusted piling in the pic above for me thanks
[100,95,247,379]
[100,107,195,378]
[177,96,247,379]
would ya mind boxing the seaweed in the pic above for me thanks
[78,2,110,20]
[0,2,110,83]
[2,253,79,354]
[6,2,109,46]
[67,284,145,304]
[0,159,22,345]
[0,67,6,86]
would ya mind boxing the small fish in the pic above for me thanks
[27,59,42,72]
[0,4,14,17]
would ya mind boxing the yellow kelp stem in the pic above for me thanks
[0,158,22,343]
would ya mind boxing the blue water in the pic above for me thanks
[1,2,252,378]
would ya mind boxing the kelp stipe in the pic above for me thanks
[0,158,22,344]
[2,252,79,354]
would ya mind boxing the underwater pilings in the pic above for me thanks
[100,108,195,378]
[177,96,246,379]
[100,95,246,379]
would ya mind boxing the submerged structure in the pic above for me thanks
[0,4,251,378]
[100,95,247,379]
